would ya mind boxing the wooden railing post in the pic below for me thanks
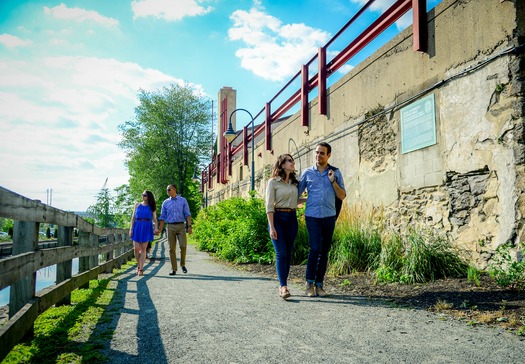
[114,234,122,269]
[91,233,99,269]
[78,231,91,289]
[9,221,39,323]
[105,235,115,273]
[56,226,73,306]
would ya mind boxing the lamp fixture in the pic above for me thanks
[223,121,237,143]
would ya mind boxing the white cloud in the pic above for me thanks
[228,7,330,82]
[0,56,194,211]
[0,34,32,48]
[351,0,412,30]
[131,0,213,21]
[44,3,119,27]
[338,64,354,75]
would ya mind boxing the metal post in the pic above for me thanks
[251,116,254,191]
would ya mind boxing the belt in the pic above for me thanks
[274,208,296,213]
[167,222,185,225]
[135,218,151,221]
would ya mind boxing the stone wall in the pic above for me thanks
[207,0,525,267]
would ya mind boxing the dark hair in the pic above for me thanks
[144,190,157,211]
[271,154,298,185]
[168,183,177,191]
[317,142,331,155]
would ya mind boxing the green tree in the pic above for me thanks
[87,187,116,228]
[113,184,134,228]
[0,217,13,233]
[118,83,211,216]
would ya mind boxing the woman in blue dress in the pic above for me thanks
[129,190,158,276]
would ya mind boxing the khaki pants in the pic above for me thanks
[167,223,187,271]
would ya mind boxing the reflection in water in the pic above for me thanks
[0,258,80,307]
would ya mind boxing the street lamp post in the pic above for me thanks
[223,108,255,191]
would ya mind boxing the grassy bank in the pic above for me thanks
[1,261,136,364]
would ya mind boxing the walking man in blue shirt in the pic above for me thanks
[158,184,193,276]
[298,142,346,297]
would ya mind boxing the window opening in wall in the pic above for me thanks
[239,165,243,181]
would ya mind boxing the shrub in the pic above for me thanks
[488,242,525,290]
[193,195,273,264]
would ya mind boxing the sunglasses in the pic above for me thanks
[286,158,295,163]
[142,193,147,197]
[167,189,171,192]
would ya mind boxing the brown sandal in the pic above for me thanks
[279,287,291,300]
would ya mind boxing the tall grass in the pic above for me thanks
[328,203,468,284]
[375,229,468,284]
[374,234,405,282]
[328,204,383,275]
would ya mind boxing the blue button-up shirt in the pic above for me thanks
[158,196,191,223]
[298,164,345,218]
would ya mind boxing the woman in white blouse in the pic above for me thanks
[266,154,301,299]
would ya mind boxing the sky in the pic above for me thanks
[0,0,441,212]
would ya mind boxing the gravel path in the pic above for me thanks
[103,238,525,364]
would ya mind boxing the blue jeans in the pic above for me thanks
[305,215,337,286]
[270,211,298,287]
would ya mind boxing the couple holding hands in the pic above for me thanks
[129,184,192,276]
[266,142,346,299]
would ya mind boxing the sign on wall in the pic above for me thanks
[400,94,436,154]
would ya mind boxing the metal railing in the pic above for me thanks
[202,0,428,190]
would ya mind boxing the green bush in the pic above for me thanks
[488,242,525,290]
[193,195,273,263]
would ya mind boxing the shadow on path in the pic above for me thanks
[94,239,169,363]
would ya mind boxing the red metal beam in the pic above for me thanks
[301,64,309,127]
[216,156,221,184]
[412,0,427,52]
[318,47,327,116]
[265,103,271,150]
[208,164,212,189]
[271,90,301,121]
[328,0,411,73]
[243,125,248,166]
[227,143,232,177]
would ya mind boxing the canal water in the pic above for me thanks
[0,258,81,307]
